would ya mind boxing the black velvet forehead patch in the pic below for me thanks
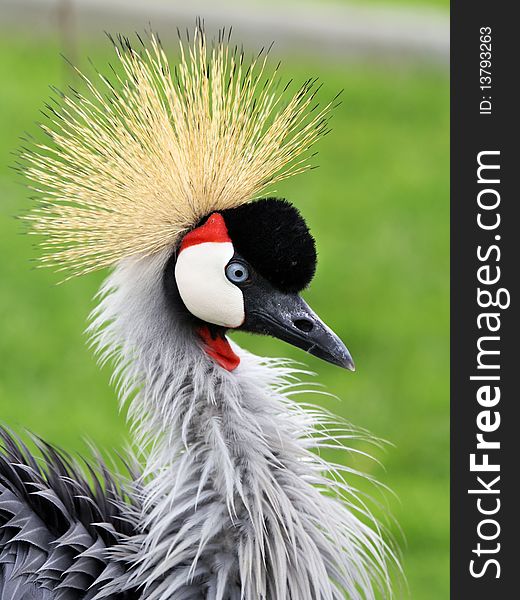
[219,198,317,293]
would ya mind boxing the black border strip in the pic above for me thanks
[451,2,516,596]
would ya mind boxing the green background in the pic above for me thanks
[0,20,449,600]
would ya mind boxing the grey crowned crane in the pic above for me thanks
[1,29,396,600]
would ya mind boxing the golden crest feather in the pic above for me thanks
[22,27,333,276]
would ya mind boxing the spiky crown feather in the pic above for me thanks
[21,27,333,277]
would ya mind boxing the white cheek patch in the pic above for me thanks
[174,242,245,328]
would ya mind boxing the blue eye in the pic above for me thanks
[226,261,249,284]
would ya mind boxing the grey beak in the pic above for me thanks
[242,282,355,371]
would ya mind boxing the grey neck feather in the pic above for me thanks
[89,251,394,600]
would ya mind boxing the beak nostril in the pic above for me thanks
[293,318,314,333]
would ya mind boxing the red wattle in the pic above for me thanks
[197,326,240,371]
[180,213,231,251]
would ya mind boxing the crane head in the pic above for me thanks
[22,30,351,373]
[166,198,354,372]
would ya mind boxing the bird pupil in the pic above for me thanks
[226,261,248,284]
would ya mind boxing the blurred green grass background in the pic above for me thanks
[0,30,448,600]
[310,0,448,7]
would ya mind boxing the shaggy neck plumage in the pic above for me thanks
[89,251,392,600]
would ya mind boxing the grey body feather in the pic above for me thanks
[1,250,395,599]
[0,429,139,599]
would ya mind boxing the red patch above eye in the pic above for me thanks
[180,213,231,252]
